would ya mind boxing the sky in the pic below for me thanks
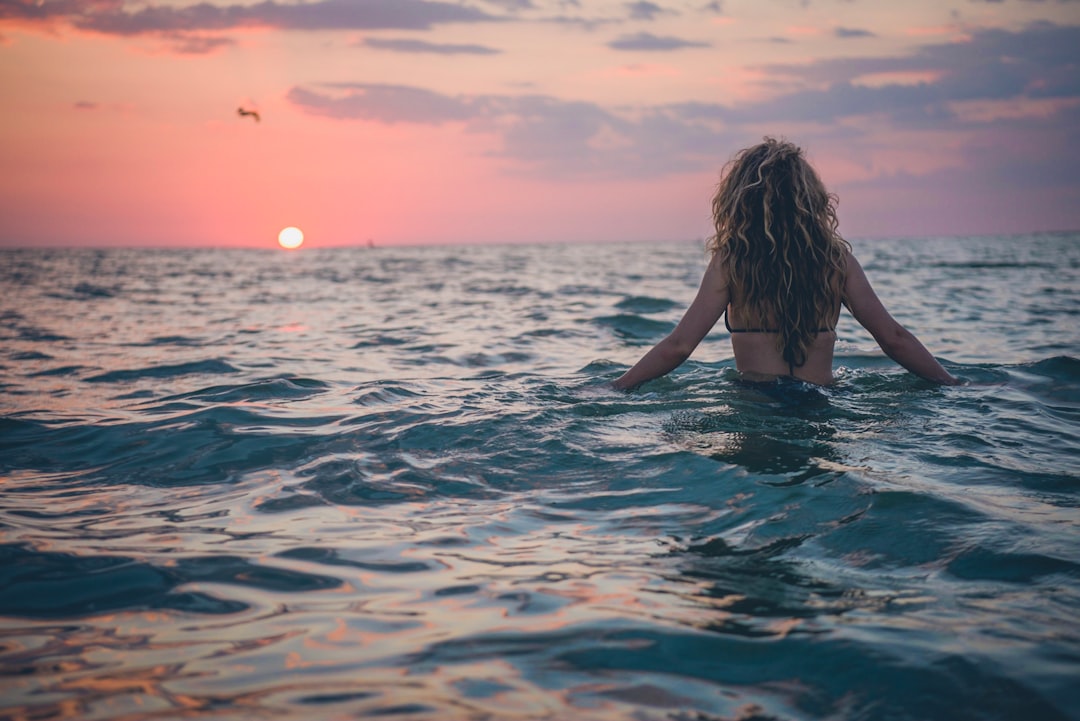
[1,0,1078,248]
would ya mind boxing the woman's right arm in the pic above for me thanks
[612,254,729,390]
[843,253,960,385]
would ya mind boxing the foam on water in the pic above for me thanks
[1,235,1078,720]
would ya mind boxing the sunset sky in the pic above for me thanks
[1,0,1078,248]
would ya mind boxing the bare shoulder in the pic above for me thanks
[842,250,873,300]
[702,251,730,291]
[843,249,862,275]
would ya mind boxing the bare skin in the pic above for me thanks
[612,251,959,390]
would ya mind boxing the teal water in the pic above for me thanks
[1,235,1078,720]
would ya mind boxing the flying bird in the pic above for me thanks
[237,107,260,123]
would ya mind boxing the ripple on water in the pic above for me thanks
[0,242,1078,721]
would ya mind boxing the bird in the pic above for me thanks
[237,107,260,123]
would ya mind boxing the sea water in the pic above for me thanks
[0,234,1078,721]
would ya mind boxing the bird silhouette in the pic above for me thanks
[237,107,260,123]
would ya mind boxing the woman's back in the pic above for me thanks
[611,138,959,390]
[725,300,839,385]
[711,139,847,381]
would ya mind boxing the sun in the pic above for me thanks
[278,226,304,249]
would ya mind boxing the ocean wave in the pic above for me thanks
[0,241,1077,721]
[613,295,680,313]
[83,359,241,383]
[594,313,674,341]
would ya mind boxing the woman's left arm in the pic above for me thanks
[612,255,729,390]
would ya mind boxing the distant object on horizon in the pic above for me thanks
[237,107,260,123]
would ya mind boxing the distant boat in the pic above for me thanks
[237,107,260,123]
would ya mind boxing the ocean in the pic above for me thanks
[1,234,1078,721]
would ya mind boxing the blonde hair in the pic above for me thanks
[708,137,850,368]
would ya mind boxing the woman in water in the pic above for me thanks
[613,137,959,389]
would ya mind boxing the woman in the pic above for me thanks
[613,138,959,389]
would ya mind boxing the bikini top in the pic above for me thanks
[724,308,835,334]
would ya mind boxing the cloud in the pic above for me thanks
[362,37,501,54]
[956,103,1080,189]
[283,19,1080,180]
[625,2,672,21]
[0,0,92,23]
[287,84,476,125]
[491,101,736,177]
[481,0,536,10]
[165,32,234,54]
[766,21,1079,89]
[287,82,734,177]
[742,22,1080,125]
[608,31,710,51]
[834,27,875,38]
[286,20,1080,184]
[832,100,1080,235]
[0,0,502,35]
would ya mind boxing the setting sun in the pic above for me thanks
[277,226,304,250]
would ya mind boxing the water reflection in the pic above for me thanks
[1,241,1077,720]
[668,378,846,488]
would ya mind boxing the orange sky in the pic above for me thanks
[1,0,1078,248]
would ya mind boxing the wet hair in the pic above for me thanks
[708,137,850,368]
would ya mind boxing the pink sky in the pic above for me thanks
[1,0,1078,248]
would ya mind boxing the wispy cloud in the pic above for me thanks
[288,21,1080,184]
[288,84,476,125]
[362,37,501,55]
[302,22,1080,133]
[625,2,674,21]
[834,27,875,39]
[745,22,1080,121]
[165,32,235,54]
[287,82,732,177]
[0,0,502,35]
[608,31,710,51]
[481,0,536,10]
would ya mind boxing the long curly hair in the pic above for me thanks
[708,138,850,369]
